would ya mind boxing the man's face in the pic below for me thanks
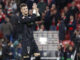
[29,9,33,15]
[21,6,28,15]
[64,7,68,13]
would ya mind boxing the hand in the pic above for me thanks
[34,53,40,57]
[22,16,25,19]
[23,55,29,58]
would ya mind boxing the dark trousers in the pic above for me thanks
[69,30,74,40]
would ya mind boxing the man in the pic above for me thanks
[37,0,46,14]
[18,3,40,60]
[0,17,13,41]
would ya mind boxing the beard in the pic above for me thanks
[24,11,28,15]
[24,13,28,16]
[22,12,28,16]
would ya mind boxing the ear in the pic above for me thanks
[21,9,22,13]
[21,8,23,13]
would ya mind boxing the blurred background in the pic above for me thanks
[0,0,80,60]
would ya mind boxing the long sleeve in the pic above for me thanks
[20,14,40,24]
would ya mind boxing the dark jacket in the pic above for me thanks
[59,20,66,41]
[0,22,13,36]
[9,14,20,40]
[18,14,40,56]
[68,20,76,31]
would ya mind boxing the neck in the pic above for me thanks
[22,13,28,16]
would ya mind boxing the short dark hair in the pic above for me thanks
[20,3,27,9]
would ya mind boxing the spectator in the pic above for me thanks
[5,0,17,15]
[56,19,60,30]
[39,24,45,31]
[69,1,79,17]
[0,4,2,8]
[55,0,67,9]
[0,17,13,41]
[50,20,56,30]
[59,19,66,41]
[51,4,56,10]
[0,0,5,9]
[2,41,15,60]
[15,0,20,6]
[63,6,71,25]
[10,0,17,12]
[14,41,22,60]
[32,2,40,16]
[44,8,51,30]
[9,12,19,40]
[26,0,38,9]
[37,0,46,14]
[44,5,60,30]
[47,0,55,7]
[61,12,67,24]
[59,40,75,60]
[68,15,76,40]
[35,12,45,31]
[29,9,33,16]
[5,1,13,15]
[45,5,49,13]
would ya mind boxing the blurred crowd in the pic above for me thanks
[0,0,80,60]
